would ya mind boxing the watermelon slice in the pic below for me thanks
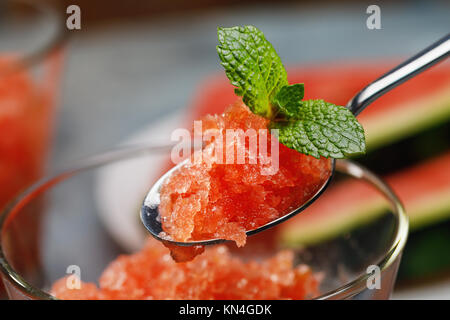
[279,152,450,246]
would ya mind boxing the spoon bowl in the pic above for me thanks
[141,158,336,246]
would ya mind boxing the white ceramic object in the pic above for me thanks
[94,112,185,251]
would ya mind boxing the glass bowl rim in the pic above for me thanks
[0,0,68,77]
[0,143,409,300]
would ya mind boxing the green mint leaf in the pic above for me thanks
[271,100,366,158]
[216,25,367,159]
[217,25,288,118]
[273,83,305,118]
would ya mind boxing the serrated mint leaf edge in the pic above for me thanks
[271,100,366,159]
[297,100,366,150]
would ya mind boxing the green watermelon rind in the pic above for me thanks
[280,182,450,247]
[280,199,387,247]
[408,190,450,230]
[363,90,450,151]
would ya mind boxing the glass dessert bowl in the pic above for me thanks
[0,144,408,300]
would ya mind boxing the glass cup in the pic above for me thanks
[0,0,66,213]
[0,0,66,298]
[0,144,408,300]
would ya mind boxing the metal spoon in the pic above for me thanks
[141,34,450,246]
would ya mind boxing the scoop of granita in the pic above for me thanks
[159,100,332,249]
[52,238,320,300]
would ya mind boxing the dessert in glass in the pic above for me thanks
[0,25,409,300]
[0,144,407,300]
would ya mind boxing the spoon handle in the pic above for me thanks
[347,33,450,116]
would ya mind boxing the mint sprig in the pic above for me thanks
[217,25,366,159]
[217,26,288,118]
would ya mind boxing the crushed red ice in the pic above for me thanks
[52,238,320,300]
[159,100,331,247]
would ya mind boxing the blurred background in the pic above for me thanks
[0,0,449,299]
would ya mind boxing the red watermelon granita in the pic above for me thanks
[154,25,364,262]
[159,100,332,256]
[52,238,320,300]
